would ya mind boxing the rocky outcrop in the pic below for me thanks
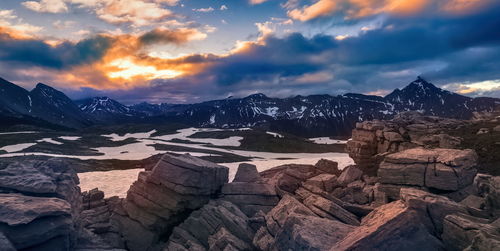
[377,147,477,201]
[442,213,500,251]
[221,164,279,217]
[78,188,125,250]
[111,154,229,251]
[253,195,355,251]
[165,200,255,251]
[331,200,444,251]
[346,112,466,173]
[259,159,342,197]
[0,159,82,250]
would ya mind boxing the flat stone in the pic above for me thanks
[0,193,71,226]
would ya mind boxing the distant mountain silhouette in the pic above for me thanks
[1,77,498,136]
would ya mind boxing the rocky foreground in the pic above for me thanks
[1,112,500,250]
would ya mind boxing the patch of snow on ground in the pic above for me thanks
[78,169,142,198]
[102,130,157,141]
[153,128,243,146]
[266,131,283,138]
[0,131,38,135]
[0,143,37,153]
[309,137,348,144]
[37,138,64,145]
[78,153,354,198]
[59,136,81,141]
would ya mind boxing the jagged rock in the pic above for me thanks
[302,173,338,194]
[399,188,468,234]
[346,112,467,173]
[253,195,315,250]
[0,193,73,250]
[112,154,229,251]
[302,193,360,226]
[493,125,500,132]
[208,227,253,251]
[331,200,444,251]
[379,148,477,192]
[442,213,500,251]
[479,175,500,216]
[260,164,324,196]
[82,188,106,210]
[165,200,254,251]
[314,159,341,175]
[254,195,355,251]
[0,159,82,251]
[337,166,363,186]
[221,164,279,217]
[233,163,262,183]
[273,214,355,251]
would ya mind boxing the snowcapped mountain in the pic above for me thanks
[135,77,498,136]
[76,97,146,123]
[0,78,90,128]
[1,76,499,135]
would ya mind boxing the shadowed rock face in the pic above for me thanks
[111,154,229,251]
[0,158,82,251]
[221,164,279,217]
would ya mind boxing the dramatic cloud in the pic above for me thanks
[22,0,68,13]
[286,0,494,21]
[3,0,500,103]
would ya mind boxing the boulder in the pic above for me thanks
[0,159,82,251]
[302,193,360,226]
[273,214,355,251]
[442,213,500,251]
[0,193,73,250]
[260,164,325,196]
[346,112,468,173]
[165,200,255,251]
[379,148,477,192]
[221,164,279,217]
[314,159,341,175]
[254,194,355,251]
[400,188,468,234]
[302,173,339,194]
[337,166,363,186]
[331,200,444,251]
[112,154,229,251]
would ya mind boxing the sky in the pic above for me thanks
[0,0,499,104]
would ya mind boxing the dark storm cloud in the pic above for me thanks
[164,2,500,99]
[0,33,112,69]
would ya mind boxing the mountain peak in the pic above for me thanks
[35,83,53,90]
[406,76,437,90]
[246,93,267,99]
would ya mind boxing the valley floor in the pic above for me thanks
[0,126,352,197]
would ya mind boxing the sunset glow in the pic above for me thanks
[0,0,498,102]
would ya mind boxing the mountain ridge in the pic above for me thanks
[0,77,499,136]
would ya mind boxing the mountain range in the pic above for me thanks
[0,76,499,136]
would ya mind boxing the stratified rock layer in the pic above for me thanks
[377,148,477,201]
[111,154,229,251]
[346,112,466,173]
[221,164,279,217]
[0,159,82,251]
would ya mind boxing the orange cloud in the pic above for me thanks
[287,0,337,21]
[0,24,214,91]
[286,0,493,21]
